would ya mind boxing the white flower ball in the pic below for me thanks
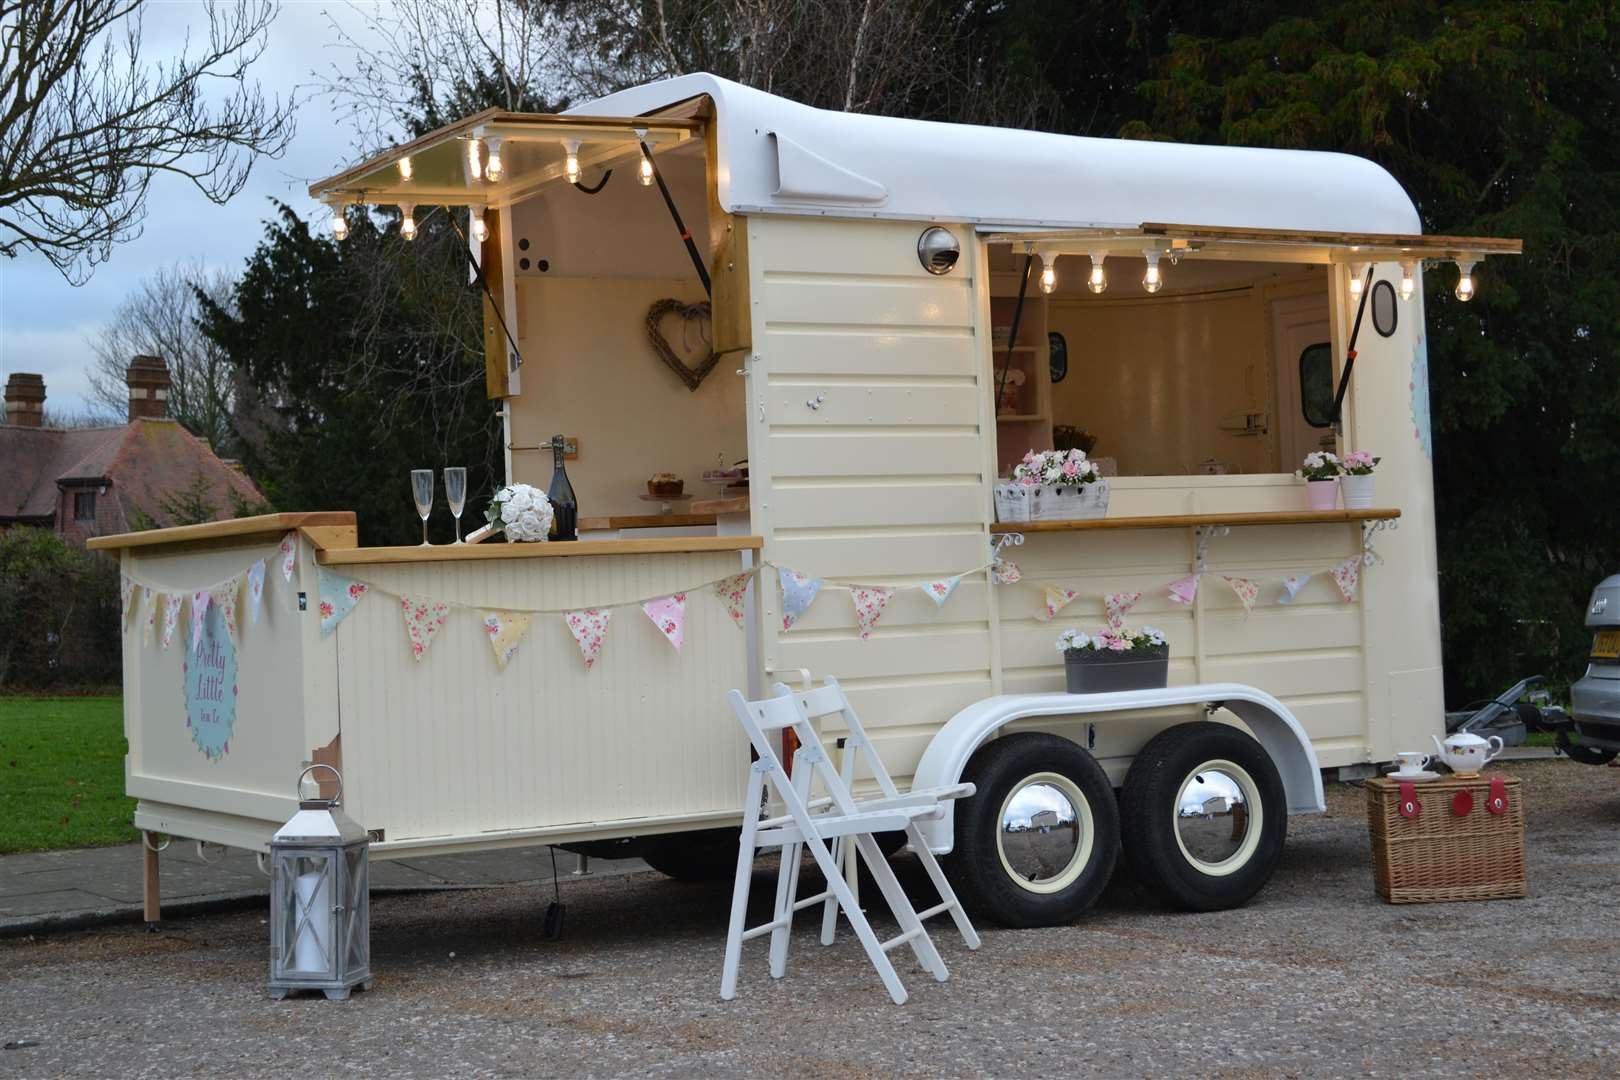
[500,500,520,524]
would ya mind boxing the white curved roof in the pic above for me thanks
[569,74,1421,234]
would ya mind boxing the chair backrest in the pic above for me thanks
[774,676,903,801]
[727,686,862,819]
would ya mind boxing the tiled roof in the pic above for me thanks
[0,425,126,520]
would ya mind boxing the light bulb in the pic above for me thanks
[330,206,348,241]
[1038,255,1057,294]
[466,138,482,181]
[1399,262,1416,301]
[399,204,416,242]
[398,156,413,182]
[1142,252,1163,294]
[470,206,487,244]
[485,138,503,181]
[638,152,655,186]
[1348,263,1366,300]
[564,140,581,184]
[1087,253,1107,294]
[1454,259,1477,302]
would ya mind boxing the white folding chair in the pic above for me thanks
[779,677,980,955]
[720,685,969,1005]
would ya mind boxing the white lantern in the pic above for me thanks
[269,765,372,1001]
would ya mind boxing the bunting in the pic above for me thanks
[246,559,267,624]
[120,577,135,625]
[190,590,211,652]
[1039,585,1079,622]
[210,574,242,645]
[161,593,182,650]
[1167,574,1201,607]
[779,568,822,631]
[714,572,752,629]
[317,568,368,637]
[642,593,687,652]
[480,610,532,670]
[564,608,611,670]
[924,575,961,608]
[1222,575,1260,616]
[141,586,158,645]
[278,531,298,582]
[991,559,1022,586]
[1331,556,1362,603]
[851,587,893,639]
[1104,591,1141,628]
[399,595,452,661]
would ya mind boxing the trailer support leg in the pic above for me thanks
[142,833,162,928]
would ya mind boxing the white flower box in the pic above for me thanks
[993,482,1033,523]
[1033,479,1110,521]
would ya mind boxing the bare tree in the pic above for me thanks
[85,260,238,449]
[0,0,296,283]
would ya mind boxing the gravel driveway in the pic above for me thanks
[3,760,1618,1079]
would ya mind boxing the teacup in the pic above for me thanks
[1393,751,1432,775]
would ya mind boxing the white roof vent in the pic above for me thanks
[769,131,887,204]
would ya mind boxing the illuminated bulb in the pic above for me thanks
[564,139,581,184]
[485,137,503,181]
[398,156,413,181]
[1454,258,1477,302]
[466,138,482,181]
[329,206,348,241]
[1087,252,1108,295]
[1141,251,1163,294]
[470,206,487,244]
[638,152,655,186]
[1038,254,1057,294]
[1348,263,1366,300]
[399,204,416,241]
[1399,261,1416,301]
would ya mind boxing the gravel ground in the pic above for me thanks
[3,760,1618,1079]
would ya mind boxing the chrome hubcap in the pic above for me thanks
[1174,764,1255,870]
[997,777,1085,889]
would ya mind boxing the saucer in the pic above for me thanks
[1386,769,1440,781]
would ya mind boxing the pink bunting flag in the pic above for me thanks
[1039,585,1078,622]
[160,593,182,649]
[480,610,532,671]
[923,575,961,607]
[141,587,158,645]
[278,531,298,583]
[1222,575,1260,616]
[643,593,688,652]
[991,559,1021,585]
[190,590,211,652]
[1104,590,1141,628]
[120,576,135,625]
[1278,573,1312,605]
[210,575,243,644]
[714,572,752,629]
[851,587,893,639]
[564,608,611,670]
[1331,555,1362,603]
[246,559,266,624]
[399,595,452,662]
[1167,574,1201,606]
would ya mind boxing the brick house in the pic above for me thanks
[0,356,262,544]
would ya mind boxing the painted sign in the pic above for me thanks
[184,604,237,761]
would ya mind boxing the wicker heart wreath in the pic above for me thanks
[646,299,718,392]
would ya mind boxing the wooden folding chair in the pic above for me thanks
[776,677,980,955]
[720,686,964,1005]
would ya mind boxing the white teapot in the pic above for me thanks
[1431,731,1504,776]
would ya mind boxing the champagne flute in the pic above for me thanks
[444,467,467,544]
[410,469,434,546]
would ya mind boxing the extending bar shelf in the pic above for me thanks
[991,508,1401,534]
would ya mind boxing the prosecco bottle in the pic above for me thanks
[547,434,578,541]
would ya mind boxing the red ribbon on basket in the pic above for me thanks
[1487,775,1508,815]
[1398,781,1421,819]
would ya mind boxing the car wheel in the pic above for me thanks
[1120,721,1287,912]
[946,732,1119,928]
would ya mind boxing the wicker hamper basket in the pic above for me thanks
[1365,774,1526,904]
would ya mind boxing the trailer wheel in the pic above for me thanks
[641,828,742,882]
[946,732,1119,928]
[1120,722,1286,912]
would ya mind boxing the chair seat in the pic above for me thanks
[756,804,944,847]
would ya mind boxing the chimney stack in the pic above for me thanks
[126,355,171,421]
[3,372,45,428]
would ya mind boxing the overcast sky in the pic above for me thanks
[0,1,388,418]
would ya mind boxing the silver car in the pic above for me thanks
[1570,574,1620,757]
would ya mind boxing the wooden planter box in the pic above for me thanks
[1365,775,1526,904]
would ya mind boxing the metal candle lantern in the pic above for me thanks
[269,764,372,1001]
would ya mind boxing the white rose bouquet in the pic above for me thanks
[484,483,555,542]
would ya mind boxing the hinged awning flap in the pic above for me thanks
[979,221,1522,262]
[308,109,700,209]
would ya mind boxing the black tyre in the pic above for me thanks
[640,828,742,881]
[945,732,1120,928]
[1120,721,1287,912]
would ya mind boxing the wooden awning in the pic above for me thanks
[308,108,700,210]
[980,222,1522,263]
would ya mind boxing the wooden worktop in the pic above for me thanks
[577,513,719,531]
[990,508,1400,533]
[319,534,762,566]
[87,512,358,551]
[690,495,749,515]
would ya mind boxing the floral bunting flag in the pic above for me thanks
[564,609,611,670]
[1167,574,1201,607]
[1331,556,1361,603]
[141,587,158,645]
[1104,590,1141,628]
[642,593,688,652]
[1278,574,1312,605]
[991,559,1021,586]
[317,568,369,638]
[399,595,452,662]
[923,575,961,608]
[480,610,532,670]
[1039,584,1079,622]
[120,576,135,625]
[714,572,752,629]
[246,559,267,624]
[160,593,182,649]
[210,574,243,644]
[851,587,893,639]
[278,531,298,583]
[189,590,211,652]
[779,568,822,631]
[1222,575,1260,616]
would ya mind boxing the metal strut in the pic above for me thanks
[640,139,712,298]
[1330,264,1376,428]
[995,252,1034,412]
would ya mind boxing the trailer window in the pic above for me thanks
[1299,343,1334,428]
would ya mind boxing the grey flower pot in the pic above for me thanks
[1064,646,1169,693]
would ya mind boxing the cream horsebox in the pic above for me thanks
[91,73,1521,929]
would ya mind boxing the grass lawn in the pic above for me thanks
[0,695,136,854]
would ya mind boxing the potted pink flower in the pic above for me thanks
[1299,451,1342,511]
[1340,450,1381,509]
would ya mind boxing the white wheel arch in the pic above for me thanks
[911,683,1325,854]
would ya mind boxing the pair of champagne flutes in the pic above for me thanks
[411,468,467,545]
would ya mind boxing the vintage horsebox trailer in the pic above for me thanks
[91,74,1520,928]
